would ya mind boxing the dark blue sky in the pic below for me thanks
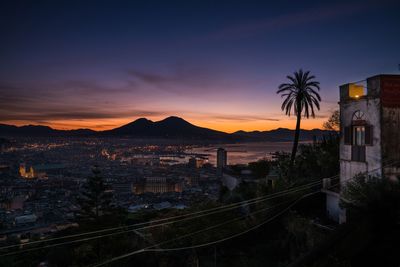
[1,0,399,131]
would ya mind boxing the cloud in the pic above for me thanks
[61,80,136,95]
[0,110,165,121]
[207,2,373,40]
[127,65,229,95]
[0,79,136,105]
[211,114,280,122]
[0,80,163,123]
[127,70,177,84]
[183,111,281,122]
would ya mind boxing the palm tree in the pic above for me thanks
[277,69,321,165]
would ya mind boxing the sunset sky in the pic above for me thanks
[1,0,399,133]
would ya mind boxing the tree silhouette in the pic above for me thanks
[78,166,113,221]
[277,69,321,166]
[323,110,340,131]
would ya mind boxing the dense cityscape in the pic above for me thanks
[0,138,242,237]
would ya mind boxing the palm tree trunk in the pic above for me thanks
[290,112,302,165]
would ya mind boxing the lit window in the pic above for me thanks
[349,84,365,99]
[352,126,365,146]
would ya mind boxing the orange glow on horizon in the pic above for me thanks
[195,118,327,133]
[3,116,328,133]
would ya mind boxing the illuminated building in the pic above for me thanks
[325,74,400,223]
[132,177,183,194]
[132,182,145,195]
[19,164,35,179]
[188,157,206,168]
[19,164,26,177]
[174,181,183,192]
[145,177,168,193]
[19,163,65,179]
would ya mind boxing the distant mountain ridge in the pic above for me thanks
[0,116,336,141]
[101,116,229,139]
[0,124,96,136]
[232,127,336,142]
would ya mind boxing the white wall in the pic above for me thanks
[340,97,382,183]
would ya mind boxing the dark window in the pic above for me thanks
[344,126,351,145]
[365,125,373,145]
[352,145,366,162]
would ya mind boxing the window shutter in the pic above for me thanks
[344,126,351,145]
[365,125,373,145]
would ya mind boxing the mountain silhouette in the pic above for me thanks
[0,124,95,136]
[102,116,230,139]
[0,116,335,141]
[232,127,335,141]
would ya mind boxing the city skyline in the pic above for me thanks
[1,0,400,132]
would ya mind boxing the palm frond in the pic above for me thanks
[276,69,321,119]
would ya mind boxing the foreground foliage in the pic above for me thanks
[296,176,400,267]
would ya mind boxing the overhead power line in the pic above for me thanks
[0,179,326,257]
[90,160,400,267]
[91,190,324,267]
[3,161,394,259]
[0,177,331,252]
